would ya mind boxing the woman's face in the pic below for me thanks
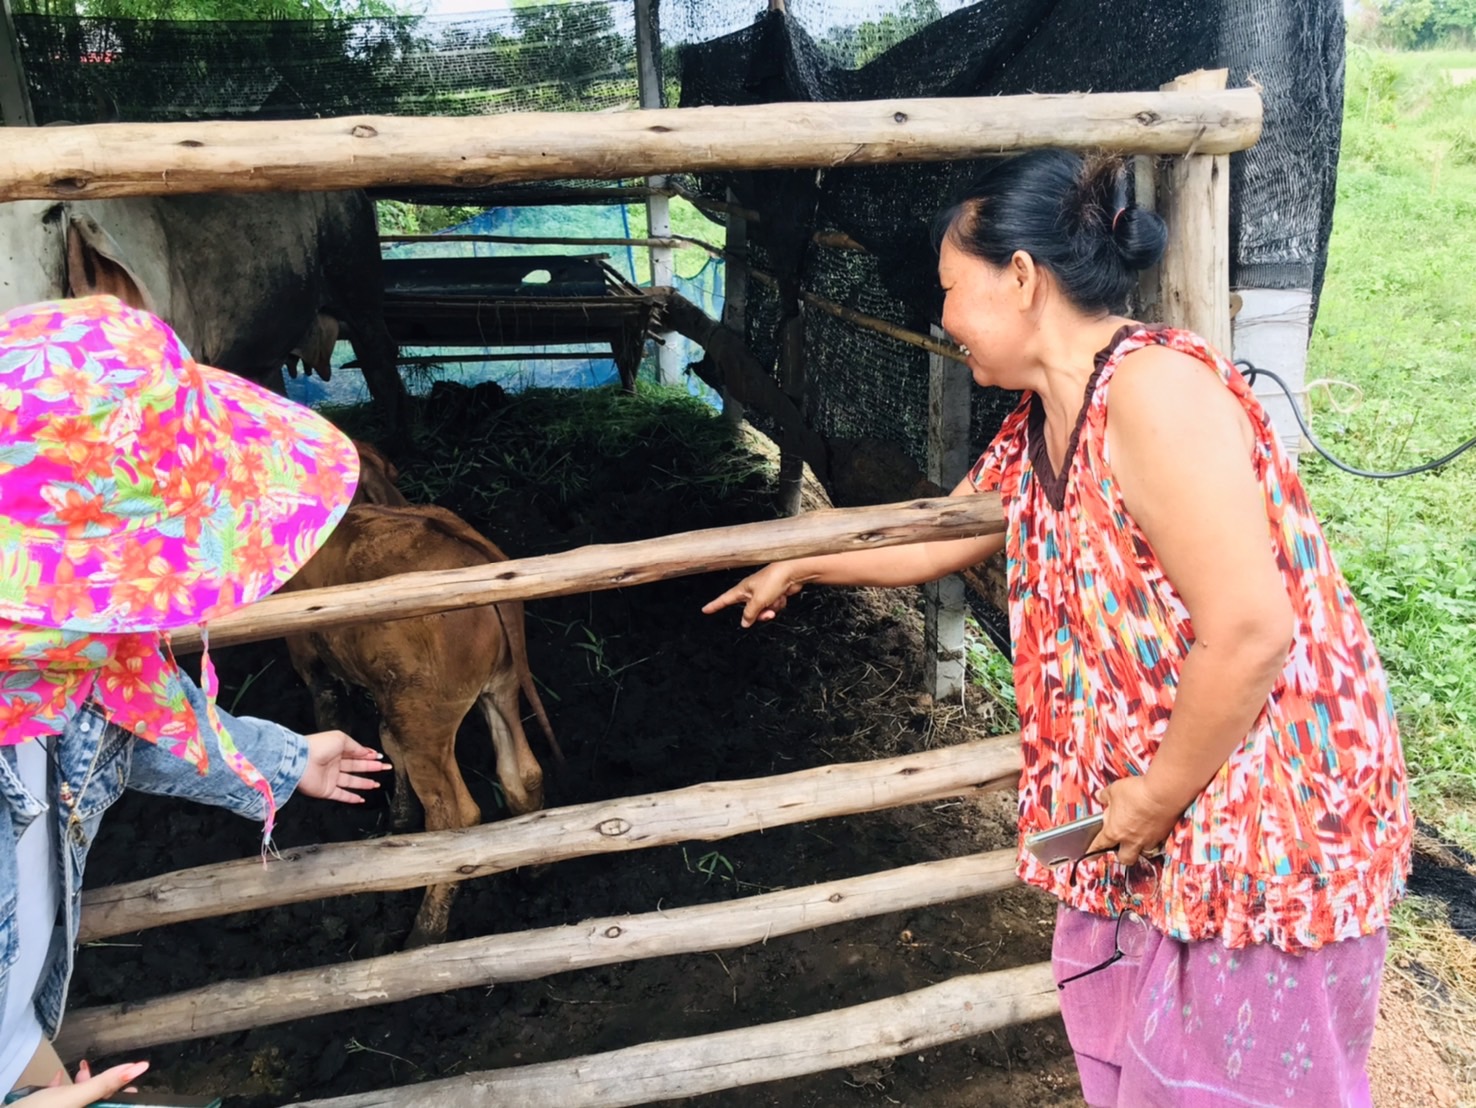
[938,236,1037,390]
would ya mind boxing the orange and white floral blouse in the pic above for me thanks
[970,325,1411,953]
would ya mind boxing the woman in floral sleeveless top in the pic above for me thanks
[707,149,1409,1107]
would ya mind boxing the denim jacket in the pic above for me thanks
[0,674,308,1040]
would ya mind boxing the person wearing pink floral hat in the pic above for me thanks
[0,296,391,1105]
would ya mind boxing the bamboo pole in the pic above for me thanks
[165,493,1002,653]
[286,962,1060,1108]
[800,285,959,360]
[668,185,761,224]
[731,261,964,361]
[657,289,829,478]
[0,90,1262,201]
[1155,70,1233,353]
[60,849,1021,1056]
[79,732,1023,942]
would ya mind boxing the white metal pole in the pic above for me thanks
[635,0,681,386]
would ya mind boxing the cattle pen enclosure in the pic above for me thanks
[0,5,1260,1100]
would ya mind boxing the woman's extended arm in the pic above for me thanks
[703,474,1006,628]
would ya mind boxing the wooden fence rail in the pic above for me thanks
[61,849,1021,1056]
[285,962,1061,1107]
[80,732,1023,942]
[168,493,1004,653]
[0,90,1261,201]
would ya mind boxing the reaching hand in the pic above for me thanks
[702,564,809,628]
[11,1059,147,1106]
[297,730,392,804]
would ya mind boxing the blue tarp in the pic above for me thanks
[286,204,725,411]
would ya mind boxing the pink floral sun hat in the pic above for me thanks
[0,295,359,631]
[0,296,361,838]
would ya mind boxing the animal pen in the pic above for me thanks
[0,0,1339,1103]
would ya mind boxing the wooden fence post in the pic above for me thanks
[719,189,749,429]
[1132,154,1161,321]
[1155,69,1232,354]
[0,0,33,127]
[775,304,807,516]
[924,323,971,702]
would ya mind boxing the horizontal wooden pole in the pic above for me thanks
[343,351,613,369]
[287,961,1060,1107]
[0,90,1262,200]
[61,849,1020,1056]
[380,233,680,249]
[369,185,674,207]
[727,262,963,362]
[801,285,959,361]
[79,733,1022,942]
[167,494,1003,653]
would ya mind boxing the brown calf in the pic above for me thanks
[283,501,558,947]
[349,440,408,507]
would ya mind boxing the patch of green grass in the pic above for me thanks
[400,382,770,518]
[1306,47,1476,843]
[964,616,1019,732]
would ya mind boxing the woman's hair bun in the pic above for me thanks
[1111,206,1167,272]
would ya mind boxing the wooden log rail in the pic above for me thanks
[167,493,1004,654]
[284,962,1061,1107]
[60,848,1022,1056]
[79,732,1023,942]
[0,89,1262,201]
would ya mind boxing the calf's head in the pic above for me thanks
[352,440,410,507]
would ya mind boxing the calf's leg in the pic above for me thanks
[379,703,481,949]
[478,670,544,816]
[375,723,421,833]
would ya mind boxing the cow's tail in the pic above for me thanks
[414,505,563,764]
[489,594,564,766]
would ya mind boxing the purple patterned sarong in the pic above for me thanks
[1052,905,1386,1107]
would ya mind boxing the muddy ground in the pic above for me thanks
[71,386,1085,1107]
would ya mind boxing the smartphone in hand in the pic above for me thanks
[1024,812,1107,867]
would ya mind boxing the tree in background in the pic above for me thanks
[1372,0,1476,49]
[10,0,423,122]
[509,0,625,101]
[820,0,942,68]
[13,0,411,15]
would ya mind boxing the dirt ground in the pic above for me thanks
[68,385,1476,1106]
[71,386,1083,1107]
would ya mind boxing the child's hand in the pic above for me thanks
[11,1059,147,1106]
[298,731,392,804]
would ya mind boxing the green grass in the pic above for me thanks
[1305,46,1476,843]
